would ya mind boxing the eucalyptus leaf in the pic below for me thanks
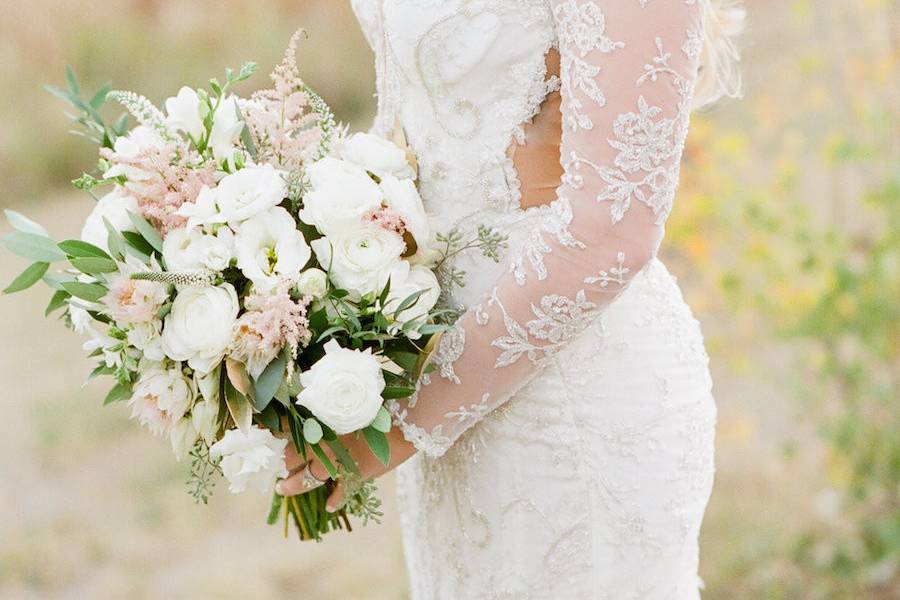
[303,418,323,445]
[310,443,338,478]
[224,376,253,434]
[70,257,118,275]
[370,406,392,433]
[1,232,65,263]
[253,350,287,412]
[363,427,390,467]
[45,290,71,316]
[4,262,49,294]
[126,212,163,253]
[58,239,112,259]
[102,218,127,260]
[4,210,48,236]
[382,386,416,400]
[61,281,107,303]
[104,381,133,405]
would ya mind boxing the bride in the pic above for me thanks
[278,1,745,597]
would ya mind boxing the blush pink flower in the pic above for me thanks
[230,280,312,378]
[364,206,408,237]
[103,273,170,324]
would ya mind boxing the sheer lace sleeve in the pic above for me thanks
[389,0,705,458]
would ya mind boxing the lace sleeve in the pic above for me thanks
[389,0,705,458]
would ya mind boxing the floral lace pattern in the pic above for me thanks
[351,1,717,598]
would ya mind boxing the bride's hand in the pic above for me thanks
[275,426,416,511]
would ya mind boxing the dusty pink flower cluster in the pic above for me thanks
[101,144,216,236]
[242,30,321,172]
[230,281,313,379]
[364,206,408,237]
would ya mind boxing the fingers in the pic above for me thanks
[275,458,330,497]
[326,483,345,513]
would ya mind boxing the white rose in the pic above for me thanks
[163,226,234,272]
[161,284,239,374]
[338,132,414,179]
[384,265,441,338]
[295,268,328,300]
[191,398,220,445]
[127,320,166,361]
[81,187,139,252]
[298,157,382,235]
[215,165,286,224]
[210,425,288,494]
[209,95,244,165]
[234,207,311,291]
[311,225,406,298]
[165,87,205,142]
[297,340,386,435]
[128,363,193,436]
[170,417,199,462]
[379,175,431,256]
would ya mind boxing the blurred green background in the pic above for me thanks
[0,1,897,598]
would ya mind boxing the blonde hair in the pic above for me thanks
[693,0,746,110]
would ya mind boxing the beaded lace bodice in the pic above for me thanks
[350,0,705,458]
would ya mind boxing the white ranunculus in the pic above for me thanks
[165,87,205,142]
[379,175,431,256]
[215,165,286,224]
[191,398,220,445]
[127,320,166,361]
[311,225,406,298]
[338,132,414,180]
[163,225,234,272]
[384,265,441,338]
[298,157,382,235]
[297,340,386,435]
[209,95,244,165]
[81,187,139,252]
[170,417,199,462]
[161,284,239,374]
[295,268,328,300]
[210,425,288,494]
[234,207,311,291]
[128,363,194,436]
[176,186,227,231]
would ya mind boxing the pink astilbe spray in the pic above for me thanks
[364,206,408,237]
[231,280,313,379]
[241,30,322,172]
[101,143,216,236]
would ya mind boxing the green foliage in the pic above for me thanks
[186,440,222,505]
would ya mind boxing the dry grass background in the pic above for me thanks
[1,1,897,599]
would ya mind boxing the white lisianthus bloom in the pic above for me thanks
[338,132,414,180]
[103,126,167,183]
[176,186,228,231]
[298,157,382,235]
[311,225,406,298]
[128,363,194,436]
[215,165,286,224]
[234,207,311,291]
[384,265,441,338]
[127,320,166,361]
[297,340,386,435]
[161,284,239,374]
[81,187,139,252]
[165,87,205,142]
[210,425,288,494]
[295,268,328,300]
[170,417,199,462]
[191,398,220,445]
[209,95,244,165]
[379,175,432,256]
[163,225,234,272]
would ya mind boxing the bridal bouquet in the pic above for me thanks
[2,32,503,540]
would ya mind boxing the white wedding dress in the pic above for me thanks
[350,1,718,597]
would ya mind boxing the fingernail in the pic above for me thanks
[326,504,336,513]
[275,482,285,495]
